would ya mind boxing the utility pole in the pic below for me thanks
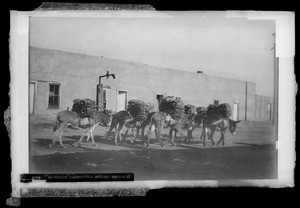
[96,71,115,109]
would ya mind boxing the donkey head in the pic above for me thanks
[228,119,241,135]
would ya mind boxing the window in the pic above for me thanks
[103,90,107,109]
[214,100,219,105]
[48,83,60,109]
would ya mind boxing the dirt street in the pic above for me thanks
[29,116,277,180]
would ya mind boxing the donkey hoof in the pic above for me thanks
[93,143,98,147]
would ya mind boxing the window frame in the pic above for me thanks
[103,89,107,109]
[47,82,61,109]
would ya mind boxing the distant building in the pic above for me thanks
[29,46,273,121]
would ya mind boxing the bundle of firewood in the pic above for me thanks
[72,98,97,118]
[206,103,231,118]
[207,104,220,117]
[159,97,184,119]
[218,103,231,118]
[127,99,155,121]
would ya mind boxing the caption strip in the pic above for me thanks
[21,173,134,183]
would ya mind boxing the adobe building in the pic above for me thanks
[29,46,273,122]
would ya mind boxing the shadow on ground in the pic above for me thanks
[29,143,278,180]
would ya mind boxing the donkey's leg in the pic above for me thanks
[169,127,174,144]
[217,130,226,146]
[176,129,184,146]
[140,127,145,143]
[200,127,205,141]
[131,127,140,144]
[86,121,95,142]
[156,125,164,147]
[175,131,183,143]
[89,123,99,146]
[58,123,70,148]
[202,127,209,147]
[115,123,124,145]
[52,123,63,147]
[77,127,91,147]
[86,132,91,142]
[187,129,193,143]
[209,126,217,146]
[221,130,226,146]
[52,123,68,148]
[145,125,154,148]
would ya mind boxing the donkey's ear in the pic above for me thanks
[235,120,241,123]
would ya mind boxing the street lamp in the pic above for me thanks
[97,71,116,109]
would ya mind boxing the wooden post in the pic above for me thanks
[97,84,103,110]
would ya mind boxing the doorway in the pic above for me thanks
[233,101,239,121]
[117,90,128,112]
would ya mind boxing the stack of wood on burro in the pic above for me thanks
[159,96,185,120]
[127,99,154,121]
[206,103,231,119]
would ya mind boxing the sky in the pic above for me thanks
[29,16,275,97]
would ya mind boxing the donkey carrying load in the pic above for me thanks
[201,103,241,147]
[105,99,154,145]
[158,97,196,147]
[105,110,134,145]
[52,106,112,148]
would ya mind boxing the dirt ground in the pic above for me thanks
[29,116,277,180]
